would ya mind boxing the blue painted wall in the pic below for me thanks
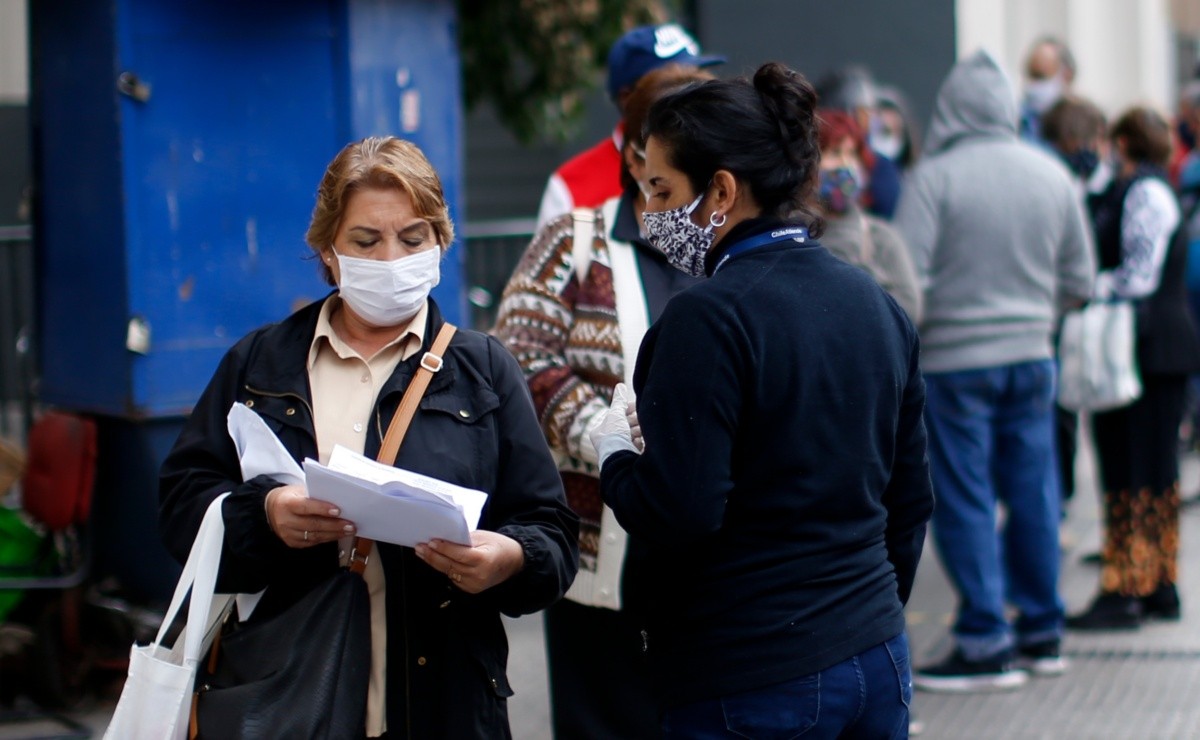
[35,0,465,419]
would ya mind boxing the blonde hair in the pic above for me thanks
[306,137,455,284]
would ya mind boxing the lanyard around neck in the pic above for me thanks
[713,226,809,274]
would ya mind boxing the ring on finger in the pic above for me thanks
[303,530,309,542]
[451,571,463,584]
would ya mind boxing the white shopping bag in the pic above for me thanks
[1058,300,1142,412]
[105,494,233,740]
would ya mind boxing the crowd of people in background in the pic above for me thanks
[495,22,1200,737]
[157,18,1200,740]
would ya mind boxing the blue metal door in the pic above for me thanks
[117,1,346,415]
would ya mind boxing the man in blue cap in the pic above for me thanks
[534,23,724,229]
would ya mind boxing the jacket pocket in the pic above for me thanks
[408,388,502,492]
[420,386,500,423]
[475,654,515,699]
[239,392,311,438]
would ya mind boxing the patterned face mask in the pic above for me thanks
[641,189,722,277]
[819,166,862,215]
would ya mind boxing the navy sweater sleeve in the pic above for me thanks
[882,329,934,604]
[600,290,743,544]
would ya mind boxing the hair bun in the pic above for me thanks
[753,62,819,166]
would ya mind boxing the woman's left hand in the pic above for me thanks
[414,531,525,594]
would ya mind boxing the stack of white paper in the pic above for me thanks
[303,445,488,548]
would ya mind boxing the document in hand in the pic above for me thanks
[303,445,489,548]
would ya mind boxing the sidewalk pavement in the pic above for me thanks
[4,427,1199,739]
[904,427,1200,739]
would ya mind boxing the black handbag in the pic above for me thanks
[190,323,458,739]
[193,570,372,738]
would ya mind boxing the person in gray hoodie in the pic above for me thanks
[894,50,1095,693]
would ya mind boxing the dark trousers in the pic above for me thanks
[1092,375,1187,596]
[1055,404,1078,509]
[545,599,660,739]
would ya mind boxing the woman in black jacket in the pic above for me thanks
[159,136,578,738]
[1068,108,1200,630]
[590,63,933,738]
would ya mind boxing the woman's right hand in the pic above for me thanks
[264,485,357,548]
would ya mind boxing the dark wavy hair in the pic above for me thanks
[1111,106,1172,169]
[643,62,823,236]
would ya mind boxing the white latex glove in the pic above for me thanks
[587,383,640,467]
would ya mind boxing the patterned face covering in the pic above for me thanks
[641,190,717,277]
[819,166,862,215]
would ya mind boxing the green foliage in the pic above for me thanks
[457,0,669,144]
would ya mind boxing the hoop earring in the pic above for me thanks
[709,211,727,228]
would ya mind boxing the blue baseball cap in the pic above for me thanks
[607,23,725,101]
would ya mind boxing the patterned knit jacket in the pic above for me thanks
[494,198,647,610]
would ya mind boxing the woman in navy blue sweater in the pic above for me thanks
[590,62,934,739]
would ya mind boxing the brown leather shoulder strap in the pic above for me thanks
[377,322,458,464]
[349,322,458,575]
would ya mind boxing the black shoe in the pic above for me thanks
[1015,639,1067,676]
[1141,584,1182,620]
[1066,593,1143,630]
[912,648,1028,693]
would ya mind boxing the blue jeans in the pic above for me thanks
[661,634,911,739]
[924,360,1064,660]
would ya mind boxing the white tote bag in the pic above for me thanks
[1058,300,1143,412]
[105,494,233,740]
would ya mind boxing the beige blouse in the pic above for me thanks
[306,296,427,737]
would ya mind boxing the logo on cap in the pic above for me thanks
[653,24,700,59]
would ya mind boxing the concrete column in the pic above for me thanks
[957,0,1177,114]
[0,0,28,103]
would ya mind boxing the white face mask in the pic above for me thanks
[871,131,904,161]
[1024,77,1064,115]
[335,248,440,327]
